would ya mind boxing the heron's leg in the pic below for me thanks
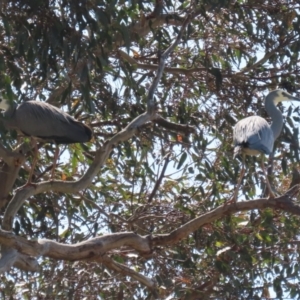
[232,155,246,202]
[51,144,59,180]
[260,155,275,199]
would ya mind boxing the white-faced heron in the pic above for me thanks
[0,99,93,183]
[233,89,300,201]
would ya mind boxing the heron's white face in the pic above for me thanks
[0,99,10,111]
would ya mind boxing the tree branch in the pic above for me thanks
[152,185,300,246]
[0,142,24,166]
[0,186,300,268]
[99,255,158,293]
[130,14,185,36]
[0,144,26,210]
[235,45,287,75]
[183,273,220,300]
[118,50,207,75]
[154,115,196,134]
[0,231,151,260]
[148,153,171,203]
[147,15,191,112]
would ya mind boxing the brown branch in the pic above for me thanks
[0,143,26,210]
[148,153,171,203]
[131,14,184,36]
[91,119,121,127]
[235,41,294,76]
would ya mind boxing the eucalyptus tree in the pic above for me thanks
[1,0,300,299]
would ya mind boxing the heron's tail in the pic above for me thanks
[233,145,242,158]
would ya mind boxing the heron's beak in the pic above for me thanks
[281,91,300,102]
[289,95,300,102]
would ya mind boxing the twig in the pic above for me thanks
[99,255,158,293]
[148,153,171,203]
[154,115,196,134]
[147,15,191,112]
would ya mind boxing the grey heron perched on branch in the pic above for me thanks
[0,98,93,183]
[233,89,300,201]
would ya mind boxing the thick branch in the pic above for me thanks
[0,231,151,260]
[1,187,300,264]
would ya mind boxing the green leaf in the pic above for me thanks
[177,152,187,169]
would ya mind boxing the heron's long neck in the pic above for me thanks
[265,95,283,140]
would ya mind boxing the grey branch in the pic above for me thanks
[0,231,151,259]
[0,187,300,261]
[1,187,300,288]
[148,153,171,203]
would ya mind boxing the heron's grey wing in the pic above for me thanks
[14,101,92,143]
[233,116,274,155]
